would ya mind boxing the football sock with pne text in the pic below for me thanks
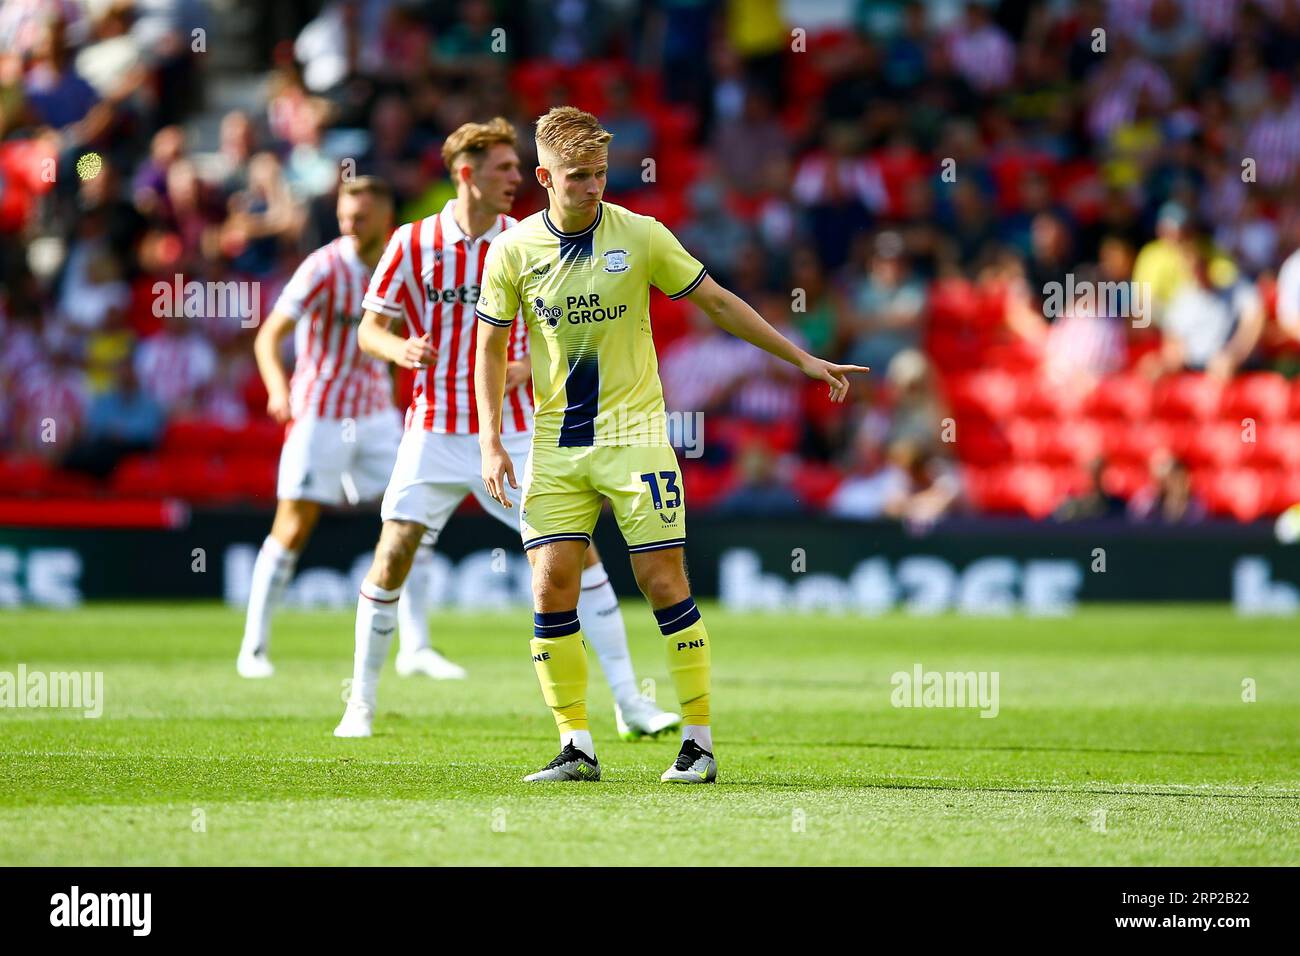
[531,610,594,757]
[656,596,713,751]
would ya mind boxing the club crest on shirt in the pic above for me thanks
[601,249,630,273]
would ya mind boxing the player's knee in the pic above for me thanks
[633,556,689,607]
[370,522,421,588]
[272,502,318,551]
[529,559,580,610]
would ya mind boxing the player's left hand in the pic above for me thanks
[799,357,870,403]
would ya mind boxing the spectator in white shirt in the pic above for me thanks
[1152,240,1264,381]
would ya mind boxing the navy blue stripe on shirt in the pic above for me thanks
[667,267,708,300]
[558,352,599,447]
[543,204,603,239]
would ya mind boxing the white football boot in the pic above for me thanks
[395,647,467,680]
[236,651,274,679]
[333,700,374,738]
[523,742,601,782]
[615,696,681,740]
[661,739,717,784]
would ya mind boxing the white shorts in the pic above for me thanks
[277,410,402,506]
[380,429,533,544]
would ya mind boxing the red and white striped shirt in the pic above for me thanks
[362,200,533,434]
[276,236,393,421]
[134,331,216,412]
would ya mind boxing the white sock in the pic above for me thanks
[351,582,401,709]
[240,536,298,657]
[576,561,638,704]
[684,725,713,752]
[397,545,434,656]
[561,729,595,759]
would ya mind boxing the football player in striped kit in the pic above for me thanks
[239,177,458,680]
[334,119,679,740]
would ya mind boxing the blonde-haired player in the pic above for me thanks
[476,107,868,782]
[335,117,679,738]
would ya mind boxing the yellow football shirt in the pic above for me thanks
[476,201,707,447]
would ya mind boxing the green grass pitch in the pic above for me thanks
[2,603,1297,865]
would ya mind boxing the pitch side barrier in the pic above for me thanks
[1,510,1297,612]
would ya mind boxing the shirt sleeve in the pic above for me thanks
[271,251,326,322]
[476,237,520,328]
[362,224,416,319]
[648,218,707,300]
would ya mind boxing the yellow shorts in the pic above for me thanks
[520,443,686,553]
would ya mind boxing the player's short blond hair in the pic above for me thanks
[441,116,518,173]
[338,175,392,205]
[534,106,612,168]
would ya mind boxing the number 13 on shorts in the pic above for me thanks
[639,470,682,510]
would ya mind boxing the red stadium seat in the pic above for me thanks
[1080,373,1154,420]
[951,417,1010,466]
[926,332,987,373]
[1277,471,1300,510]
[927,278,983,329]
[1181,422,1250,468]
[1254,422,1300,469]
[681,464,734,509]
[1017,373,1090,419]
[109,455,170,497]
[1102,462,1149,499]
[1098,420,1174,467]
[1196,468,1269,521]
[1221,372,1291,421]
[983,340,1041,373]
[1006,418,1101,465]
[240,420,287,457]
[962,465,1017,513]
[167,455,236,502]
[945,370,1019,419]
[792,463,842,508]
[510,61,565,114]
[649,104,697,148]
[228,456,278,502]
[45,469,98,496]
[0,456,52,494]
[1152,373,1223,420]
[162,420,232,454]
[1263,469,1299,515]
[1006,464,1070,519]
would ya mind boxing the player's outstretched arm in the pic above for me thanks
[686,274,870,403]
[357,309,435,369]
[253,310,296,423]
[474,319,518,508]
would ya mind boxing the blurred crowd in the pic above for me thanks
[4,0,1300,523]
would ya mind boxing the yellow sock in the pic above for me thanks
[656,597,710,725]
[531,610,588,732]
